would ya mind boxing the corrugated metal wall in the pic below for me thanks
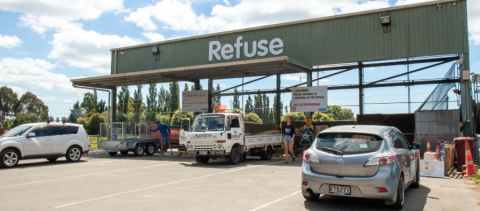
[415,110,460,155]
[112,0,468,74]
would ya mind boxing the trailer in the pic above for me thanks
[99,121,162,156]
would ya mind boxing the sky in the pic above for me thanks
[0,0,480,119]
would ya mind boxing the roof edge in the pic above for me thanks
[111,0,459,51]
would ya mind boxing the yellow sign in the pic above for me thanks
[306,117,312,126]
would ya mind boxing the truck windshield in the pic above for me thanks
[1,125,33,138]
[192,115,225,132]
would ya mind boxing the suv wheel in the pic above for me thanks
[65,146,83,162]
[1,149,20,168]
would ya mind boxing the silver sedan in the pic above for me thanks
[301,125,420,210]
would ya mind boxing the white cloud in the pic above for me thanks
[468,0,480,45]
[0,34,22,48]
[0,58,79,94]
[0,0,125,33]
[62,99,75,103]
[281,74,304,82]
[394,0,435,6]
[8,86,26,96]
[142,32,166,42]
[48,26,142,73]
[222,0,230,6]
[38,96,56,101]
[126,0,390,34]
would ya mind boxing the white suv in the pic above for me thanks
[0,122,90,168]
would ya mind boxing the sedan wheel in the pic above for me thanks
[1,149,19,168]
[388,176,404,210]
[65,146,83,162]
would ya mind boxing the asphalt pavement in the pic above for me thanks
[0,151,478,211]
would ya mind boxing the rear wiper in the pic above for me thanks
[321,147,343,156]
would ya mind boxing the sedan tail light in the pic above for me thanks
[303,151,321,163]
[365,155,396,166]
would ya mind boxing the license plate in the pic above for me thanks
[329,185,351,195]
[199,151,208,155]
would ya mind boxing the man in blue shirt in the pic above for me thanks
[151,121,172,156]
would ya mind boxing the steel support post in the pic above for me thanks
[358,62,364,115]
[208,79,213,113]
[194,80,200,117]
[460,54,473,136]
[276,74,281,127]
[111,87,117,122]
[306,71,312,118]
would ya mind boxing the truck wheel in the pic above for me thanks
[262,147,273,160]
[134,144,145,156]
[120,151,129,155]
[196,156,210,164]
[145,143,156,156]
[108,151,118,156]
[228,145,241,164]
[1,149,20,168]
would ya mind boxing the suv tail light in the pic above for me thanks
[365,155,396,166]
[303,151,321,163]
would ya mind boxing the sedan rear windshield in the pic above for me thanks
[315,133,383,155]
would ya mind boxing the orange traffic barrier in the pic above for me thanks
[426,140,431,152]
[434,145,440,161]
[465,140,476,177]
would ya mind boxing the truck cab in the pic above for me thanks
[181,113,244,164]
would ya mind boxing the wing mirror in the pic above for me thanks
[411,143,420,150]
[27,133,36,138]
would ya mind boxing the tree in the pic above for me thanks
[76,117,88,129]
[158,86,166,112]
[191,84,203,90]
[81,92,97,114]
[117,86,130,114]
[245,95,254,113]
[0,86,19,122]
[272,94,283,119]
[327,105,354,120]
[164,90,171,112]
[14,113,39,126]
[254,91,262,117]
[212,84,221,108]
[97,100,106,113]
[184,82,189,92]
[86,113,106,135]
[169,82,180,113]
[233,88,240,109]
[282,112,306,121]
[146,83,157,121]
[263,94,269,121]
[170,108,194,125]
[284,105,288,114]
[133,85,143,121]
[313,112,334,121]
[69,101,83,123]
[18,92,49,120]
[243,113,263,123]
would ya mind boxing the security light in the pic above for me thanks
[152,46,159,55]
[380,15,391,26]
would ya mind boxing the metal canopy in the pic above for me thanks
[71,56,310,88]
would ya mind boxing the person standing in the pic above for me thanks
[282,116,296,164]
[151,121,172,156]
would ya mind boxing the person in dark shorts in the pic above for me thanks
[151,121,172,155]
[282,116,296,164]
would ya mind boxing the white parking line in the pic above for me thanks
[0,162,175,189]
[249,191,301,211]
[0,160,127,173]
[55,161,283,208]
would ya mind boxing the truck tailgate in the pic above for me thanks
[245,134,282,148]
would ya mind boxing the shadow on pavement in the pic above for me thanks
[0,159,89,170]
[304,185,430,211]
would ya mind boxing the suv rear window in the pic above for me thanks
[315,133,383,155]
[68,126,79,134]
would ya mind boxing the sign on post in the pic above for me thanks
[291,86,328,112]
[306,117,312,126]
[182,90,209,112]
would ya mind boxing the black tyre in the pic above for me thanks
[388,176,405,210]
[261,147,273,160]
[134,144,144,156]
[65,146,83,162]
[411,163,420,188]
[196,156,210,164]
[303,189,320,201]
[47,157,58,162]
[228,145,241,164]
[108,151,118,156]
[145,143,156,156]
[1,149,20,168]
[120,151,129,155]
